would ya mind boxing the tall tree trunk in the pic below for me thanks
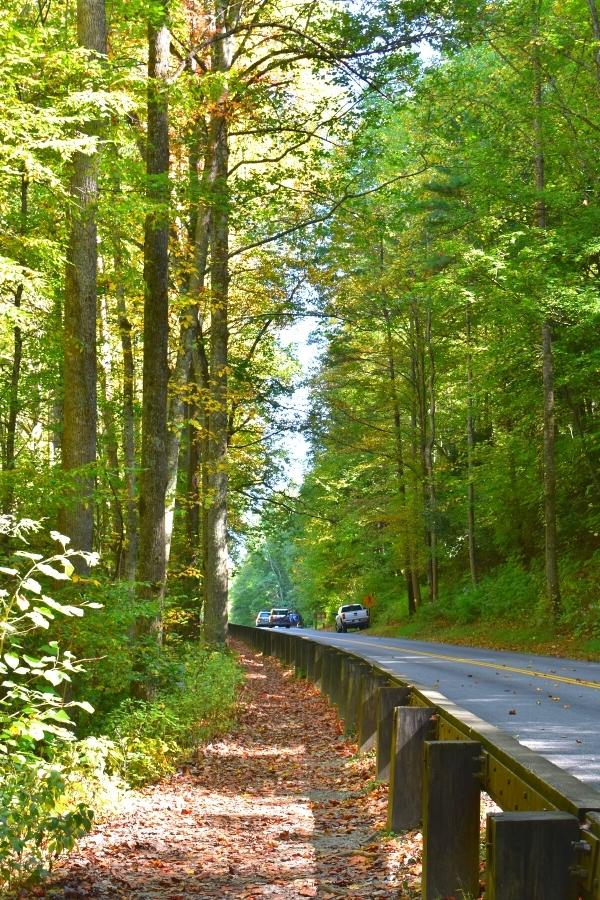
[412,301,436,602]
[165,133,213,568]
[204,112,229,645]
[61,0,107,559]
[165,309,197,565]
[466,300,477,585]
[382,303,415,616]
[3,173,28,518]
[533,11,561,615]
[424,306,438,602]
[98,293,124,575]
[408,310,423,608]
[136,2,170,631]
[115,275,138,582]
[203,0,234,645]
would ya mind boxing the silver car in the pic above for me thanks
[255,610,271,627]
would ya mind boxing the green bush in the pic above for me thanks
[0,753,93,894]
[558,551,600,639]
[0,519,100,894]
[102,644,243,787]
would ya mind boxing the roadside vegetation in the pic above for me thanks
[0,519,242,895]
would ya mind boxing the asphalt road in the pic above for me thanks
[293,628,600,789]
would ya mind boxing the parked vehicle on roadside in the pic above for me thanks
[269,608,291,628]
[255,610,271,627]
[335,603,370,632]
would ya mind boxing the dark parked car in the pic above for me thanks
[255,610,271,627]
[269,608,291,628]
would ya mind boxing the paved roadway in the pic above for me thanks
[293,628,600,789]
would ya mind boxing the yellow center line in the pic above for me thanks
[322,636,600,691]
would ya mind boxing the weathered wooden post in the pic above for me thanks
[292,634,303,675]
[387,706,436,831]
[321,645,334,700]
[376,687,411,782]
[343,659,369,736]
[305,640,316,682]
[313,642,325,690]
[486,811,580,900]
[329,650,346,710]
[263,628,272,657]
[336,654,352,720]
[422,740,482,900]
[358,672,390,753]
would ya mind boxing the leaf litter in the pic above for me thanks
[23,641,423,898]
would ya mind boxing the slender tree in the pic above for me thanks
[136,0,170,622]
[61,0,107,559]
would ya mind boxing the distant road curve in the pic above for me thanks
[292,629,600,788]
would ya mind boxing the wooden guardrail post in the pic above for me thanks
[305,639,316,681]
[387,706,436,831]
[376,687,411,783]
[293,635,304,677]
[422,740,482,900]
[336,654,352,719]
[321,645,333,698]
[486,811,580,900]
[313,642,324,690]
[344,659,369,736]
[330,651,348,711]
[359,672,390,753]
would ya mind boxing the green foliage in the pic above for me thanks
[0,519,100,893]
[0,754,93,894]
[101,644,243,787]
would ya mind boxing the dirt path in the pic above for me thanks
[33,642,422,898]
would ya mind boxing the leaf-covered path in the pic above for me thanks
[32,641,422,898]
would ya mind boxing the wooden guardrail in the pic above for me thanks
[229,623,600,899]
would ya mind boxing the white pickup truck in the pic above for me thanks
[335,603,370,632]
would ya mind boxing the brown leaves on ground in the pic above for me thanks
[26,642,422,898]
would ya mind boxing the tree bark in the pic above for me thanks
[61,0,107,559]
[424,307,438,602]
[115,273,138,582]
[382,303,415,616]
[466,300,477,585]
[3,174,28,518]
[98,293,124,576]
[533,10,561,614]
[136,2,170,626]
[165,131,213,568]
[203,0,234,645]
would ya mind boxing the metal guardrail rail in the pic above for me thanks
[230,623,600,899]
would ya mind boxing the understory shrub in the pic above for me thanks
[0,753,93,894]
[0,519,100,894]
[102,644,243,787]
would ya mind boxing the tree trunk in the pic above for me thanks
[382,303,415,616]
[203,0,234,646]
[204,110,229,645]
[98,293,124,576]
[408,311,423,608]
[115,276,138,582]
[165,132,213,568]
[533,12,561,615]
[61,0,107,559]
[136,3,170,630]
[466,300,477,585]
[3,173,28,518]
[424,307,438,602]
